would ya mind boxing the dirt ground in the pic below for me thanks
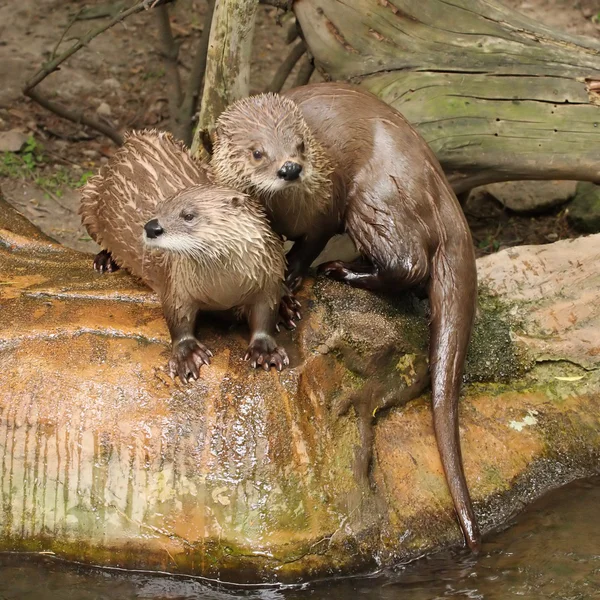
[0,0,598,257]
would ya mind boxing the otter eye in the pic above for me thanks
[252,149,263,160]
[181,211,196,222]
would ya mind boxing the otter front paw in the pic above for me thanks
[244,336,289,372]
[277,291,302,331]
[284,271,304,294]
[93,249,120,274]
[168,338,213,383]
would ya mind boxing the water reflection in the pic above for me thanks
[1,477,599,600]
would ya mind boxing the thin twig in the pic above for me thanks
[174,0,216,145]
[51,8,84,60]
[24,1,154,93]
[155,2,183,131]
[266,40,306,93]
[22,1,163,145]
[26,88,124,146]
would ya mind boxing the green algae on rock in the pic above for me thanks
[1,196,600,583]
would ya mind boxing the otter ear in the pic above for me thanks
[230,196,244,208]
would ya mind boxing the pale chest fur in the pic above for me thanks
[168,255,278,312]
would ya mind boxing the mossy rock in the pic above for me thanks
[567,182,600,233]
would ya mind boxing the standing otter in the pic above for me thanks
[210,83,480,551]
[80,130,288,381]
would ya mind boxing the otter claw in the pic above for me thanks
[278,292,302,330]
[168,338,212,383]
[244,338,289,372]
[93,249,120,274]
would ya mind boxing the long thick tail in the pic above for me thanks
[428,229,481,552]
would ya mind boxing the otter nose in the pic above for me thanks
[277,161,303,181]
[144,219,164,239]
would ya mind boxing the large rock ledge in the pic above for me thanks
[1,197,599,583]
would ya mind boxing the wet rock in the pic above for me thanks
[0,197,599,582]
[566,182,600,233]
[0,129,29,152]
[478,180,577,213]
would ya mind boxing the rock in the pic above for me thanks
[566,182,600,233]
[0,180,99,254]
[96,102,112,117]
[101,77,122,91]
[0,197,599,583]
[0,129,29,152]
[477,180,577,213]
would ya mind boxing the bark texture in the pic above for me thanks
[293,0,600,193]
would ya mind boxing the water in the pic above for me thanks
[1,477,599,600]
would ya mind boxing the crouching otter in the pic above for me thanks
[210,83,480,551]
[79,130,288,381]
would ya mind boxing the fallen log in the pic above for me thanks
[293,0,600,194]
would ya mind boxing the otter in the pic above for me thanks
[79,130,289,381]
[210,83,480,552]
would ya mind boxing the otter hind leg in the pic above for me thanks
[318,256,429,293]
[93,249,120,274]
[317,260,387,291]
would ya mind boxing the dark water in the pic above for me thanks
[1,477,599,600]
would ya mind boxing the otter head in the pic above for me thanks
[211,93,324,197]
[143,184,250,262]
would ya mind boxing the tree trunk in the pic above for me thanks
[191,0,259,159]
[293,0,600,193]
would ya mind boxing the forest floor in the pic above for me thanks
[0,0,598,257]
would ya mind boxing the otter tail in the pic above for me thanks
[428,232,480,552]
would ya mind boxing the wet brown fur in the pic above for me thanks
[211,83,480,550]
[79,130,288,380]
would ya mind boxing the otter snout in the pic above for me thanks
[144,219,164,239]
[277,161,303,181]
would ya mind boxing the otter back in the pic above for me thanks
[79,130,210,288]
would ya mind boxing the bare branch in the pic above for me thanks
[292,54,314,88]
[155,2,183,132]
[174,0,216,145]
[22,0,168,145]
[23,1,154,93]
[285,19,299,44]
[266,40,306,93]
[25,88,123,146]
